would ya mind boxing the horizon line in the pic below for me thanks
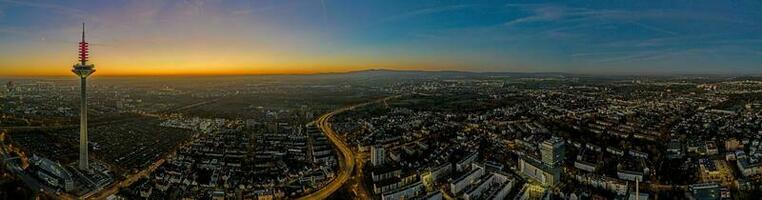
[1,68,761,79]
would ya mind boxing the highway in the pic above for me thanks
[2,95,396,199]
[86,137,195,200]
[84,158,166,199]
[297,95,400,200]
[0,133,76,200]
[0,98,221,199]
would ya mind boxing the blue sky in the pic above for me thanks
[0,0,761,75]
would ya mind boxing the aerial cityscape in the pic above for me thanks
[1,1,762,200]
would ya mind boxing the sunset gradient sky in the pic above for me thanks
[1,0,761,76]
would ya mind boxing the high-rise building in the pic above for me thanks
[518,137,566,186]
[72,23,95,171]
[518,156,560,186]
[371,145,386,166]
[540,136,565,167]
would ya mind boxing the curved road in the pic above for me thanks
[297,95,400,200]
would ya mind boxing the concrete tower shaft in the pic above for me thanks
[72,23,95,171]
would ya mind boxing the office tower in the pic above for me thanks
[371,145,386,166]
[541,136,565,167]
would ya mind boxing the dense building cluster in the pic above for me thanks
[3,73,762,199]
[115,117,339,199]
[329,76,762,199]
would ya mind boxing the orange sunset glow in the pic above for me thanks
[3,1,762,200]
[2,0,761,76]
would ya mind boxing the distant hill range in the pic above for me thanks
[315,69,571,79]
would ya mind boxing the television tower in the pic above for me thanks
[72,23,94,171]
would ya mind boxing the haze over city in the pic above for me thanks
[2,1,762,200]
[1,0,761,76]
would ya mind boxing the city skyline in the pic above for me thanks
[1,0,761,76]
[2,1,762,199]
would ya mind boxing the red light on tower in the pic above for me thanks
[79,41,89,64]
[78,23,89,65]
